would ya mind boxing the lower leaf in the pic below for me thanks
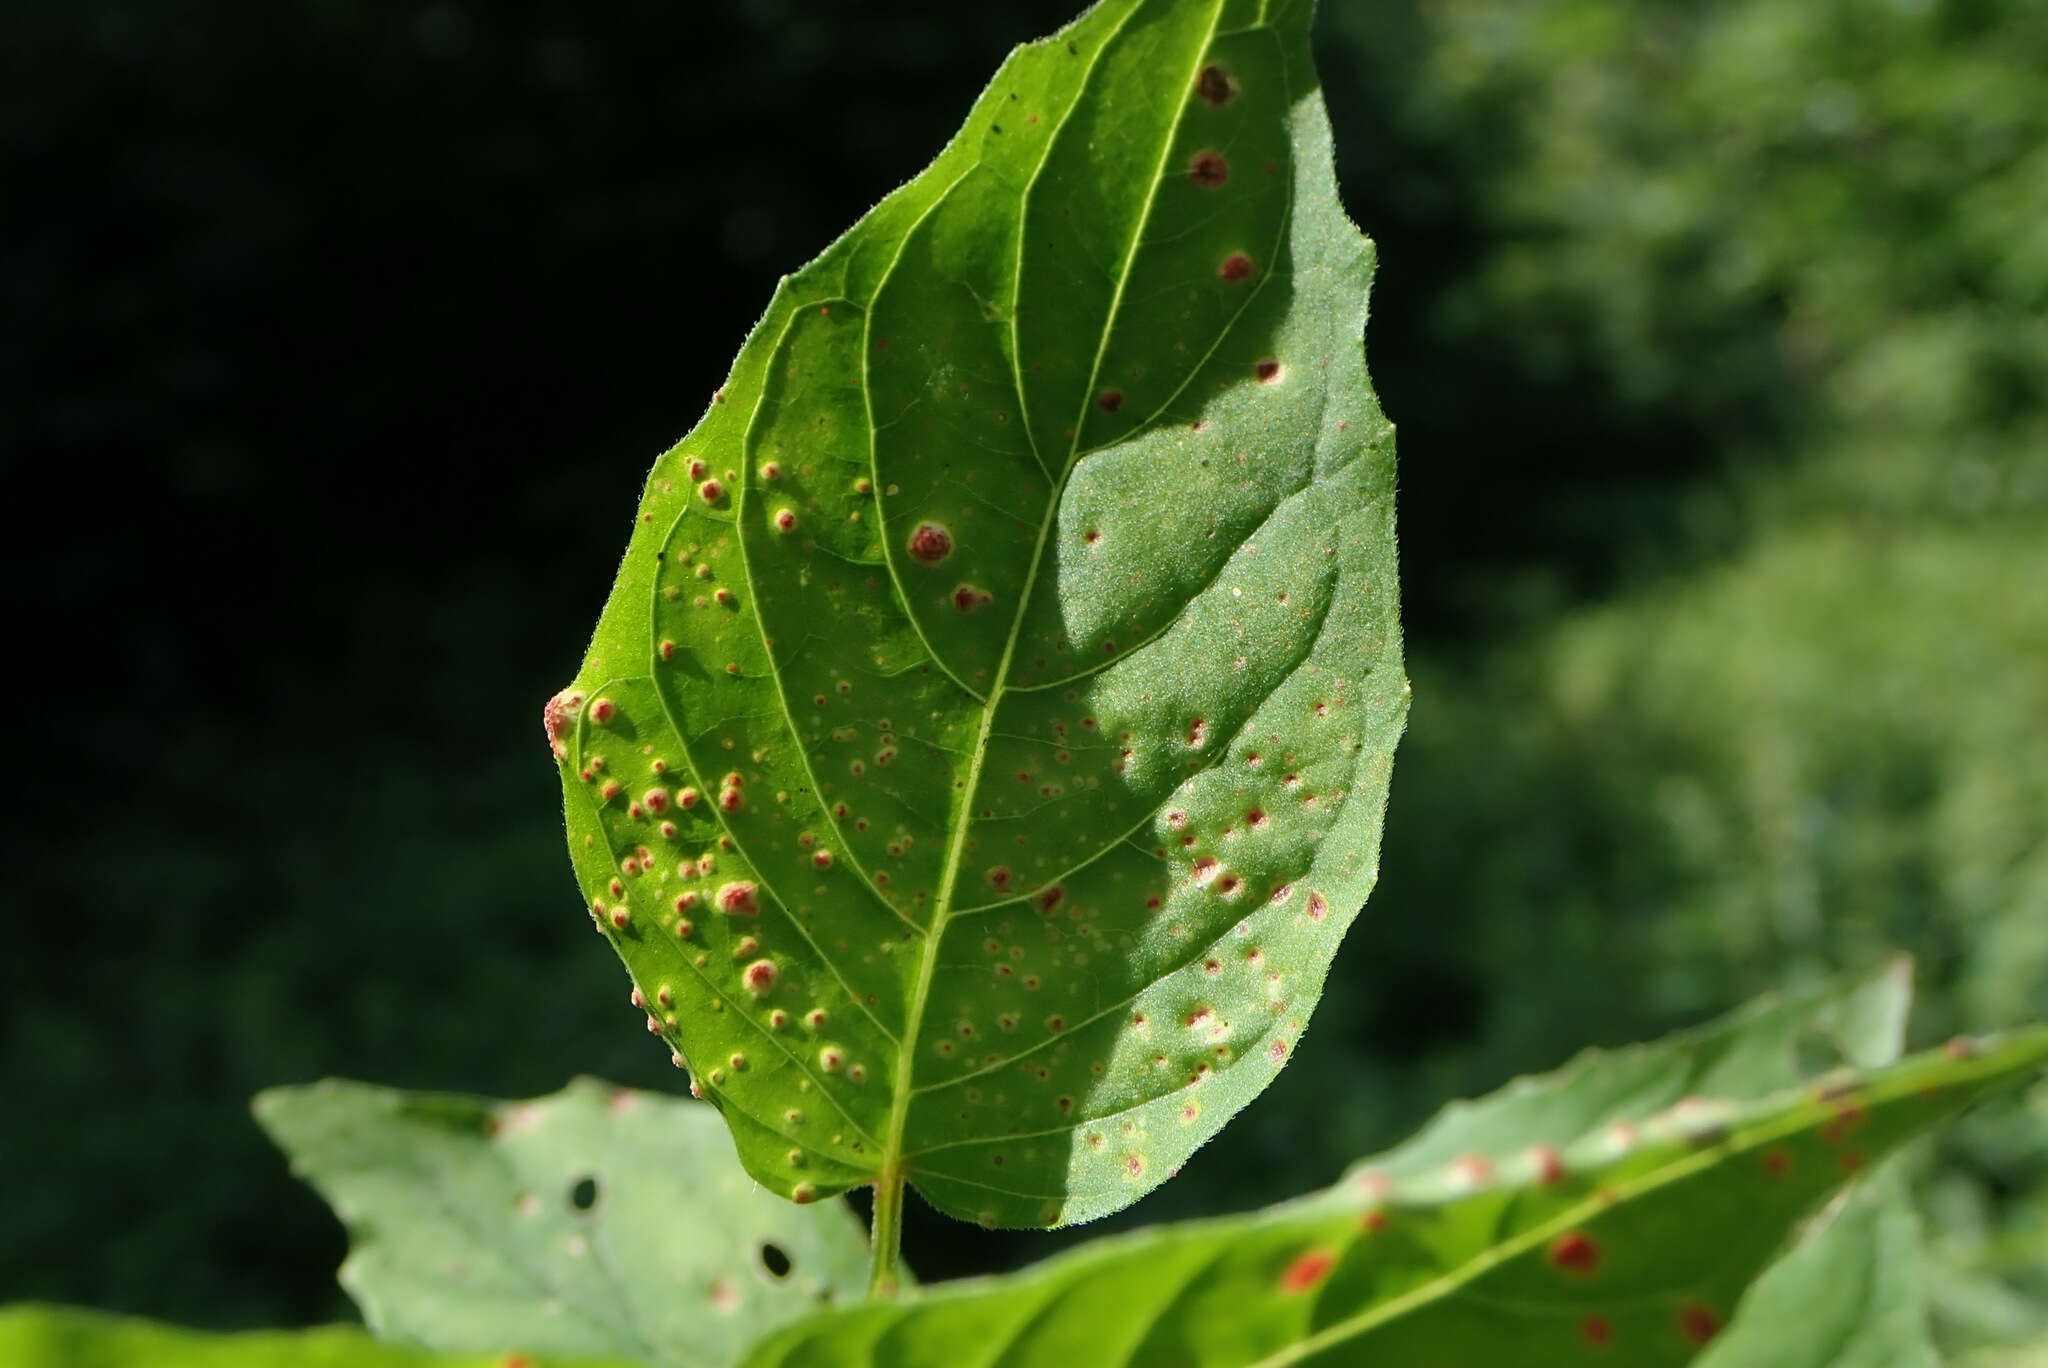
[0,1304,638,1368]
[1694,1165,1938,1368]
[254,1078,873,1368]
[739,1014,2047,1367]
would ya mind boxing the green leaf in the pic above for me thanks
[1354,957,1917,1186]
[1693,1166,1938,1368]
[0,1304,636,1368]
[254,1079,869,1368]
[1951,1341,2048,1368]
[735,1020,2048,1365]
[547,0,1404,1229]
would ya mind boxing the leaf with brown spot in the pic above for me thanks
[548,0,1405,1231]
[734,968,2048,1367]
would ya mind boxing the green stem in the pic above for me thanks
[868,1167,906,1300]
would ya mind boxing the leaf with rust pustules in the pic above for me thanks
[734,982,2048,1368]
[548,0,1404,1231]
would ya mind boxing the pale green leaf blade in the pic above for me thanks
[735,1024,2048,1367]
[1952,1342,2048,1368]
[1693,1166,1938,1368]
[0,1305,637,1368]
[547,0,1405,1228]
[1353,956,1916,1186]
[253,1079,869,1368]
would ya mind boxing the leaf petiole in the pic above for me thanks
[868,1166,907,1300]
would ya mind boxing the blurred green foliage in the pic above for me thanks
[2,0,2042,1356]
[1302,0,2048,1353]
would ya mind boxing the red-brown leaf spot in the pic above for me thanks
[1277,1248,1336,1296]
[1196,65,1238,107]
[907,521,953,564]
[1548,1230,1601,1276]
[1679,1302,1722,1346]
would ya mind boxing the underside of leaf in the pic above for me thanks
[550,0,1404,1228]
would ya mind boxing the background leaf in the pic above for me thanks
[254,1079,867,1368]
[737,991,2048,1366]
[549,0,1405,1228]
[1952,1343,2048,1368]
[0,1304,637,1368]
[1693,1167,1938,1368]
[1351,956,1914,1185]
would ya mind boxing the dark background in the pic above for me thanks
[6,0,2045,1349]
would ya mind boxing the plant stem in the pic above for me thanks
[868,1167,906,1299]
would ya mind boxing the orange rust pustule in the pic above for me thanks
[907,521,953,564]
[1548,1230,1601,1275]
[1278,1249,1336,1295]
[542,691,578,759]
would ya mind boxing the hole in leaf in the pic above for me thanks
[758,1242,794,1279]
[568,1175,600,1213]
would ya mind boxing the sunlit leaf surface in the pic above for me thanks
[548,0,1403,1228]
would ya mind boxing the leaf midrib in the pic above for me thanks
[877,0,1229,1199]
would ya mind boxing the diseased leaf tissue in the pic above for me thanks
[549,0,1406,1230]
